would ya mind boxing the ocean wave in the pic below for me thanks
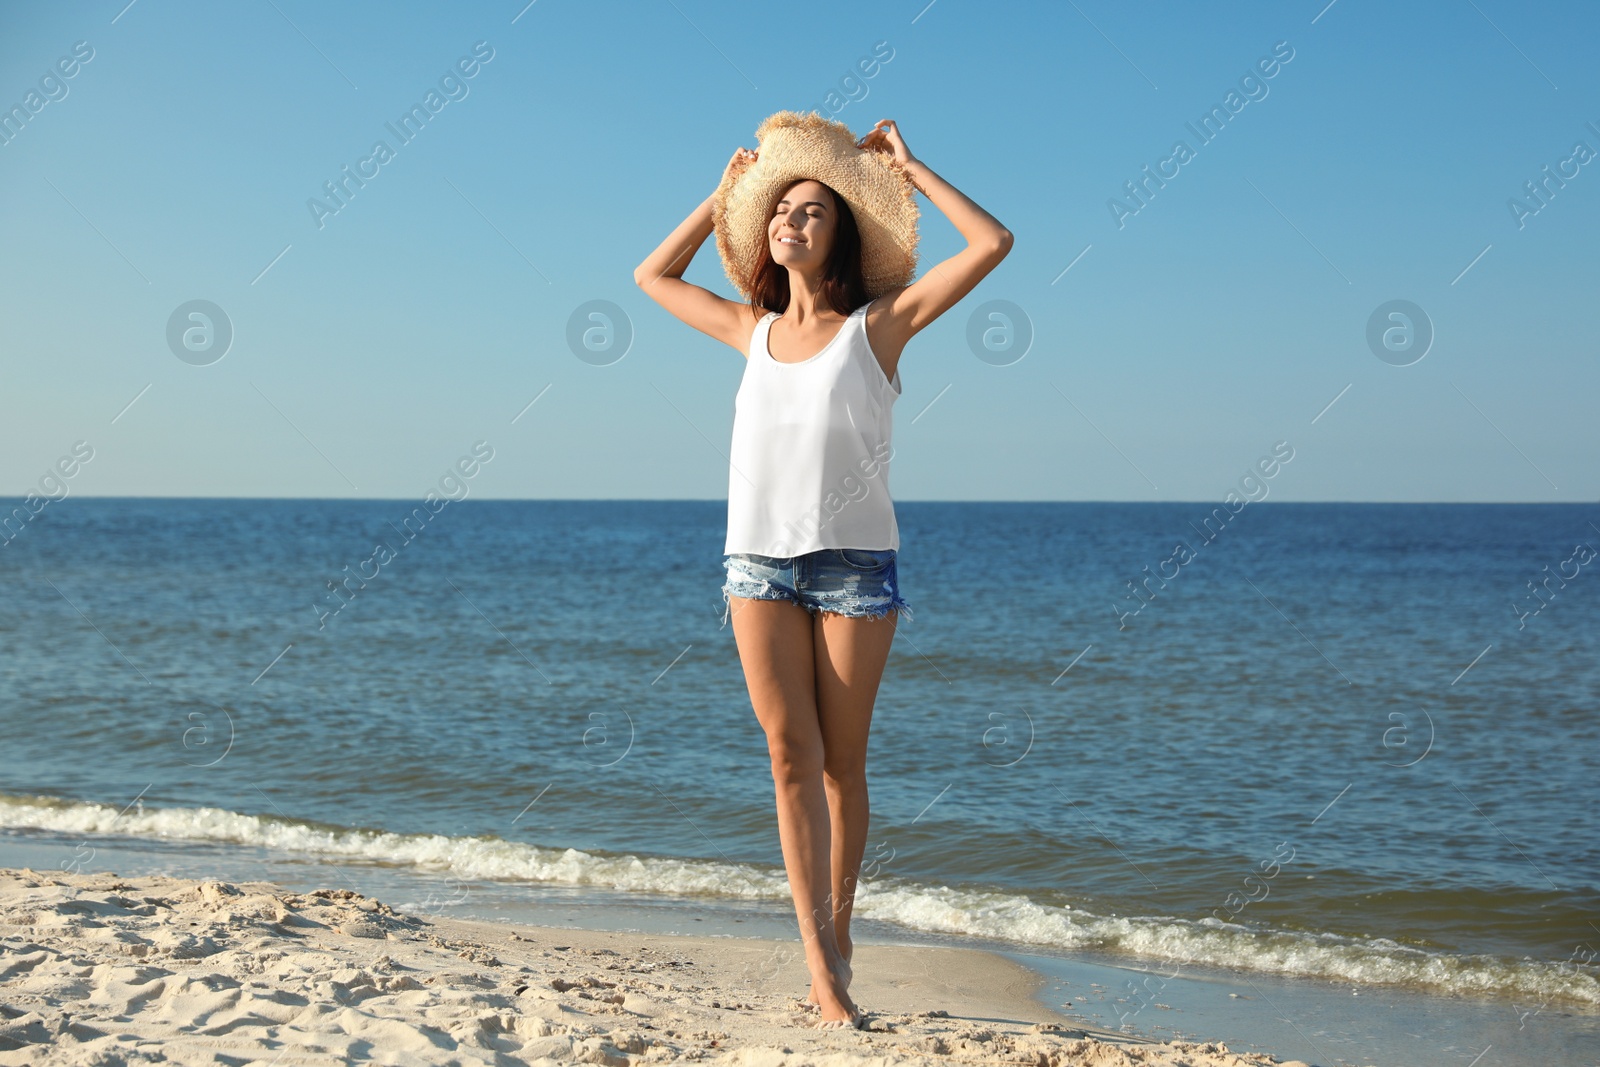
[3,792,1594,1007]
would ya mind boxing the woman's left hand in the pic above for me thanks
[858,119,915,166]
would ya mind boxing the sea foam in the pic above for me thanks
[3,792,1594,1007]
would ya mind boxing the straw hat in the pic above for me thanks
[711,110,920,303]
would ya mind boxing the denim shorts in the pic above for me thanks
[721,548,912,627]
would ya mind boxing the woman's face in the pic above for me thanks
[768,179,836,266]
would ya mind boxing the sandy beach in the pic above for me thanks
[0,867,1321,1066]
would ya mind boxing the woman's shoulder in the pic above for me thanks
[860,288,909,322]
[735,305,779,341]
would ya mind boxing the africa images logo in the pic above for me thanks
[307,41,495,229]
[1107,40,1296,229]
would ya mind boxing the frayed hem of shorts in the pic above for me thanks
[722,591,911,626]
[721,583,800,628]
[813,597,913,622]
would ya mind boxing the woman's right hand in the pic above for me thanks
[720,146,758,187]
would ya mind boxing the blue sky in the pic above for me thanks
[3,0,1596,502]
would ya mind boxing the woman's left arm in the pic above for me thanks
[903,156,1012,254]
[859,120,1013,344]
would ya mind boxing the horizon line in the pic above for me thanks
[5,496,1595,506]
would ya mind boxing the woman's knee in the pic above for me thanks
[768,738,825,783]
[822,760,868,793]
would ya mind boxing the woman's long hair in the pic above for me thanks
[746,179,871,317]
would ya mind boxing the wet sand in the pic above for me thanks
[0,867,1324,1066]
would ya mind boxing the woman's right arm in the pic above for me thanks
[633,153,756,355]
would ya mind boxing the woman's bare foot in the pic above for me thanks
[807,952,858,1027]
[815,1008,866,1031]
[805,935,852,1008]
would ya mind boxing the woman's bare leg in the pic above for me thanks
[805,607,897,1006]
[728,595,858,1024]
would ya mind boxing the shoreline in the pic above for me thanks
[5,794,1591,1013]
[0,867,1314,1066]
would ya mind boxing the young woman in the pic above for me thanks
[634,113,1011,1029]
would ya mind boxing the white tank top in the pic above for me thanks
[725,299,902,558]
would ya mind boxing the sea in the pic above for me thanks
[2,499,1596,1066]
